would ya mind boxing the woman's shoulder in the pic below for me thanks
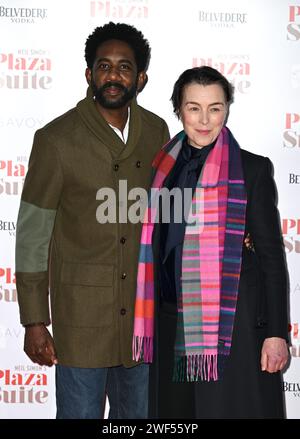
[240,148,268,163]
[240,148,271,172]
[240,149,273,185]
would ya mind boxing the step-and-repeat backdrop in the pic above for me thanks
[0,0,299,419]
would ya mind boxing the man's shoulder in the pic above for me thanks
[37,106,79,139]
[138,104,168,129]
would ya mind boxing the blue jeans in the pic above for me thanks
[56,363,149,419]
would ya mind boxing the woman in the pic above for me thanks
[133,66,289,418]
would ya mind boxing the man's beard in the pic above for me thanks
[91,79,137,109]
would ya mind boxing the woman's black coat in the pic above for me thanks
[149,149,289,419]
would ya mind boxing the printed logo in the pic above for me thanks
[0,158,27,196]
[192,55,251,94]
[289,173,300,184]
[292,283,300,294]
[0,117,44,129]
[90,0,149,19]
[291,64,300,89]
[0,267,17,303]
[0,367,48,404]
[283,113,300,148]
[283,381,300,397]
[287,5,300,41]
[0,6,47,24]
[199,10,248,29]
[0,326,22,349]
[289,323,300,357]
[0,220,16,235]
[282,218,300,253]
[0,50,52,90]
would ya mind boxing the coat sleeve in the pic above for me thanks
[247,157,288,340]
[161,120,170,146]
[15,128,63,326]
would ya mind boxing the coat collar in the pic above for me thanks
[76,86,142,160]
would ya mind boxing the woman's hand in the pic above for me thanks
[261,337,289,373]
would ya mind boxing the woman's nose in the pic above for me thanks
[199,111,209,125]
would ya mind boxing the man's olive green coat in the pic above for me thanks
[16,89,169,368]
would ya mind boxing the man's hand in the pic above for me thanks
[261,337,289,373]
[24,323,58,367]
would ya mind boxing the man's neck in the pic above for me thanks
[94,101,130,132]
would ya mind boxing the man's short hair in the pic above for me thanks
[85,22,151,73]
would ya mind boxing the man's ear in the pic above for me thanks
[85,68,92,85]
[137,72,148,94]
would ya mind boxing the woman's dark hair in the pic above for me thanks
[171,66,234,117]
[85,22,151,73]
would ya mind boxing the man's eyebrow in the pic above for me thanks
[95,57,134,66]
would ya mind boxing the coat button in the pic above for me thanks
[120,237,126,244]
[136,160,141,168]
[114,164,119,171]
[121,272,127,279]
[120,308,126,315]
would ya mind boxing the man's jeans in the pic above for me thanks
[56,363,149,419]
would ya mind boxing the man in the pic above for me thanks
[15,22,169,419]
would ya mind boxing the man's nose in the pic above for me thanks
[106,66,121,81]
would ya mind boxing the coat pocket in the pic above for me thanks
[56,262,115,328]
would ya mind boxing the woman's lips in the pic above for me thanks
[196,129,210,135]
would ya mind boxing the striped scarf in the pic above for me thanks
[133,127,247,381]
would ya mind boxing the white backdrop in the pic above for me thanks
[0,0,299,419]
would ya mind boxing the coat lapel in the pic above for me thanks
[76,87,141,161]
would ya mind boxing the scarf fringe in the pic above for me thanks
[173,354,218,382]
[132,335,153,363]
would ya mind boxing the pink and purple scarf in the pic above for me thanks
[133,127,247,381]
